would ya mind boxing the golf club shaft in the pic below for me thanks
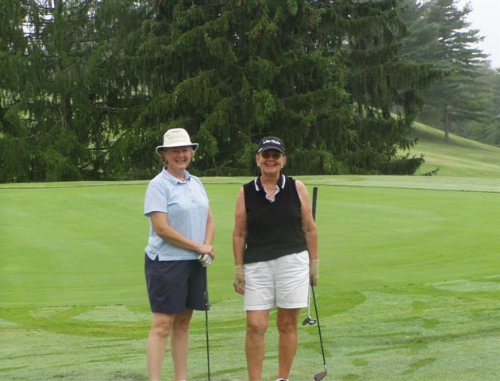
[311,285,327,372]
[312,186,318,221]
[307,286,311,316]
[311,186,327,375]
[204,267,211,381]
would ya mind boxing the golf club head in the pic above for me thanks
[314,370,327,381]
[302,316,317,326]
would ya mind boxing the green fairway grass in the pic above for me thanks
[1,176,499,380]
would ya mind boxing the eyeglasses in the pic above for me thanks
[261,151,283,159]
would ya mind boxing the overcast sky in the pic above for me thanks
[457,0,500,69]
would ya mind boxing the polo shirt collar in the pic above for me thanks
[254,173,286,191]
[162,167,191,185]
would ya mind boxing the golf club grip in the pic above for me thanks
[312,187,318,221]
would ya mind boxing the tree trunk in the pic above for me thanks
[444,105,450,142]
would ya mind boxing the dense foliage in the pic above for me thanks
[0,0,495,182]
[400,0,499,145]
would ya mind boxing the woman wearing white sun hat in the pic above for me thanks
[144,128,215,381]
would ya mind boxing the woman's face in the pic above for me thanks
[162,146,193,172]
[256,149,285,175]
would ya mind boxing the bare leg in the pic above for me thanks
[276,308,301,379]
[147,312,175,381]
[171,308,193,381]
[246,310,270,381]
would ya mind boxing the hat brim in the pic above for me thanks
[257,146,285,154]
[156,143,199,154]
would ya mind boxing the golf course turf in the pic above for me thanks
[1,175,499,380]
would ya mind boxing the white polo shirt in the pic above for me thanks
[144,168,209,261]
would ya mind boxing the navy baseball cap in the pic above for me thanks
[257,136,285,154]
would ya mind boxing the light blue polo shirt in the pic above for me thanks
[144,168,209,261]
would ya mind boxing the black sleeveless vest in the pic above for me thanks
[243,174,307,264]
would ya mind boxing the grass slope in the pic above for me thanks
[405,122,500,178]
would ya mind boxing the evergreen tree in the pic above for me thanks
[313,0,442,173]
[453,67,500,146]
[0,0,147,182]
[124,0,442,176]
[119,0,350,176]
[1,0,447,181]
[0,0,33,182]
[402,0,489,142]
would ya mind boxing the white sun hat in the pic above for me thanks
[156,128,199,154]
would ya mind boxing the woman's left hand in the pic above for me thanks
[310,258,319,286]
[198,254,213,267]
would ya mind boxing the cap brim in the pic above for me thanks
[156,143,199,154]
[257,146,285,154]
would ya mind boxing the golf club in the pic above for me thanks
[203,267,211,381]
[311,186,327,380]
[311,285,327,381]
[302,286,317,326]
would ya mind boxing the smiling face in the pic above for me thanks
[161,146,193,178]
[256,149,285,176]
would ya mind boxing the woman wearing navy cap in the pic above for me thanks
[144,128,215,381]
[232,136,319,381]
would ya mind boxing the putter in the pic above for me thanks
[302,286,316,326]
[311,187,327,380]
[203,267,211,381]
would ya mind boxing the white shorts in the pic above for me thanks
[244,250,309,310]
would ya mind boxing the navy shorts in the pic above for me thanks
[145,254,209,314]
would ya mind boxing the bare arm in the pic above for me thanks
[150,212,213,255]
[232,187,248,265]
[232,187,247,294]
[204,208,216,258]
[296,180,319,285]
[296,180,318,259]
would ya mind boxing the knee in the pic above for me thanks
[247,320,268,337]
[151,319,172,338]
[277,315,299,335]
[277,321,297,335]
[173,315,191,332]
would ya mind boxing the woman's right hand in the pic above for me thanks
[233,264,245,294]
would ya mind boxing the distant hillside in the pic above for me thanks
[403,122,500,178]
